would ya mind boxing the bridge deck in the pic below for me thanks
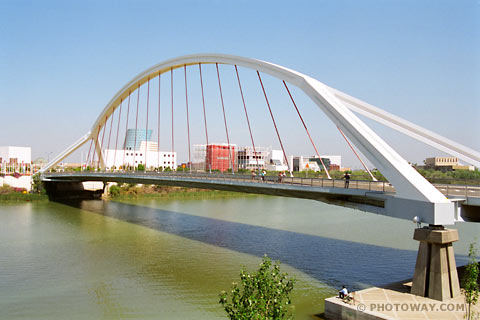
[43,172,480,221]
[43,171,480,198]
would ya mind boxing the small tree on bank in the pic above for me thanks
[463,241,479,320]
[219,255,295,320]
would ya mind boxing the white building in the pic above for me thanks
[265,149,289,171]
[291,155,342,172]
[103,146,176,170]
[0,146,32,174]
[237,146,270,170]
[321,155,342,169]
[0,146,31,164]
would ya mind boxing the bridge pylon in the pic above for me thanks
[411,226,460,301]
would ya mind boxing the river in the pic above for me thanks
[0,196,479,319]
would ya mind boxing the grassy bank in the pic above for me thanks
[107,184,257,201]
[0,192,48,203]
[0,184,48,203]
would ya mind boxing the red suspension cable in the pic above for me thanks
[105,109,114,170]
[113,98,123,170]
[216,63,234,173]
[123,92,131,169]
[283,81,331,179]
[133,84,140,170]
[93,125,101,169]
[157,72,161,169]
[337,126,377,181]
[257,71,290,172]
[184,65,191,168]
[145,77,150,170]
[235,65,259,170]
[198,63,210,171]
[86,138,93,169]
[99,116,108,169]
[171,68,174,160]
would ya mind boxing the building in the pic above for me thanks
[0,146,32,174]
[124,129,153,151]
[192,144,207,171]
[321,155,342,169]
[423,157,474,172]
[291,155,341,172]
[265,149,289,171]
[237,146,270,170]
[103,148,176,170]
[425,157,458,168]
[102,129,176,170]
[206,143,236,172]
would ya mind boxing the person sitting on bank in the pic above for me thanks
[339,285,348,299]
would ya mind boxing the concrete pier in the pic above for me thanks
[44,181,105,201]
[324,279,478,320]
[411,227,460,301]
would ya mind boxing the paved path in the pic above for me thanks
[325,282,479,319]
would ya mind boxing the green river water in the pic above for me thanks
[0,196,478,319]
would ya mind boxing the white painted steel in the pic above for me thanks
[328,87,480,168]
[41,53,478,224]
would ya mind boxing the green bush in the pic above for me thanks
[219,255,295,320]
[109,185,121,197]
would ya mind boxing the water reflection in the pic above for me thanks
[60,199,465,291]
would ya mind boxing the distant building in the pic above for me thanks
[206,143,236,172]
[0,146,32,174]
[0,146,31,164]
[423,157,474,171]
[265,149,289,171]
[124,129,153,151]
[425,157,458,168]
[237,146,270,170]
[291,155,341,172]
[102,129,175,170]
[103,149,176,170]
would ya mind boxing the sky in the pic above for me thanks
[0,0,479,168]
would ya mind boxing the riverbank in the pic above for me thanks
[0,192,48,203]
[0,185,47,203]
[107,184,258,201]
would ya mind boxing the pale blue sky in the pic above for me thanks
[0,0,478,167]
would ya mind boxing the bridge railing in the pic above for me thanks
[44,171,480,197]
[46,170,394,193]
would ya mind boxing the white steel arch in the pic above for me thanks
[41,53,479,225]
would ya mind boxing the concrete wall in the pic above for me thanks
[0,175,32,190]
[325,298,386,320]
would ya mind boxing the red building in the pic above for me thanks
[206,144,236,172]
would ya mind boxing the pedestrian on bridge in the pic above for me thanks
[251,170,256,181]
[344,172,351,188]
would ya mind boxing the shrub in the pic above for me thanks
[219,255,295,320]
[109,185,121,197]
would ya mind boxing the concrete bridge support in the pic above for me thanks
[44,181,105,201]
[411,226,460,301]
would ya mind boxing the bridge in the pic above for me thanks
[43,171,480,223]
[40,53,480,301]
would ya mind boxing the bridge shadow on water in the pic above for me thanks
[60,199,467,291]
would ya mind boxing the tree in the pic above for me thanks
[463,241,479,320]
[32,173,45,194]
[109,185,121,197]
[219,255,295,320]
